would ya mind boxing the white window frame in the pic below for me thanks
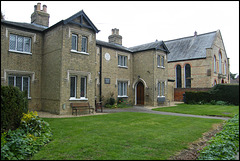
[71,34,78,51]
[8,75,31,99]
[158,81,165,97]
[118,55,127,68]
[118,81,128,97]
[81,36,88,53]
[70,76,77,98]
[9,34,32,54]
[157,55,165,68]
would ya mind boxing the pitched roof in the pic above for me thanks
[62,10,100,33]
[96,40,170,54]
[165,31,217,62]
[1,19,47,32]
[129,40,170,53]
[96,40,132,52]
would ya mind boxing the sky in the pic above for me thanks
[1,1,239,74]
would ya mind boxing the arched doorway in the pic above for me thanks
[136,82,144,105]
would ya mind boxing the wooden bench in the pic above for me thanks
[71,102,94,115]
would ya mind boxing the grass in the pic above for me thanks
[153,104,239,117]
[30,112,223,160]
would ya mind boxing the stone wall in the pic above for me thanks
[1,24,43,111]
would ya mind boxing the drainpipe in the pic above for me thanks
[99,46,102,112]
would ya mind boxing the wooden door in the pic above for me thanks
[137,82,144,105]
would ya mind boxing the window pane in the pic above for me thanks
[70,76,76,97]
[16,76,22,90]
[118,55,121,66]
[8,76,14,86]
[81,77,86,97]
[9,34,16,50]
[176,65,182,88]
[24,37,31,53]
[17,36,24,51]
[124,82,127,95]
[72,34,77,50]
[185,64,191,88]
[157,55,160,66]
[81,37,87,52]
[161,82,164,96]
[23,77,29,97]
[161,56,164,67]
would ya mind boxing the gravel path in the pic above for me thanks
[101,105,230,120]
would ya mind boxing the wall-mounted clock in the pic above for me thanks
[105,53,110,61]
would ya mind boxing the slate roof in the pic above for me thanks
[96,40,170,54]
[96,40,132,52]
[129,40,170,53]
[1,19,47,32]
[165,31,217,62]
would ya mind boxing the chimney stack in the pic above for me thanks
[108,28,122,45]
[31,3,50,27]
[194,31,197,36]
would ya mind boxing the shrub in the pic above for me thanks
[185,84,239,105]
[1,111,52,160]
[197,114,239,160]
[1,85,28,132]
[105,97,115,106]
[209,84,239,105]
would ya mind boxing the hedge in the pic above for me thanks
[1,85,28,132]
[185,84,239,105]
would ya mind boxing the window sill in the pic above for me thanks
[118,65,128,69]
[69,97,88,101]
[157,66,165,69]
[70,50,89,55]
[118,96,128,98]
[9,50,32,55]
[157,96,165,98]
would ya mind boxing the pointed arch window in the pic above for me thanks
[185,64,191,88]
[214,55,216,73]
[224,61,227,75]
[219,52,222,74]
[176,65,182,88]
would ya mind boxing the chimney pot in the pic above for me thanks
[34,5,37,11]
[37,3,41,11]
[43,5,47,12]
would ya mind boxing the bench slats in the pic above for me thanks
[71,102,94,115]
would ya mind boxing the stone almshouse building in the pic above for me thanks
[1,3,230,114]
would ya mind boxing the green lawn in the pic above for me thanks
[31,112,222,160]
[153,104,239,117]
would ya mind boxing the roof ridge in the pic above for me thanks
[164,30,217,43]
[129,40,163,49]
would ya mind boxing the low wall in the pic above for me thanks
[174,88,211,101]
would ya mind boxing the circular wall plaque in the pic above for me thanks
[105,53,110,61]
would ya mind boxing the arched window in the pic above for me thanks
[214,55,216,73]
[219,52,222,74]
[224,61,227,75]
[185,64,191,88]
[176,65,182,88]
